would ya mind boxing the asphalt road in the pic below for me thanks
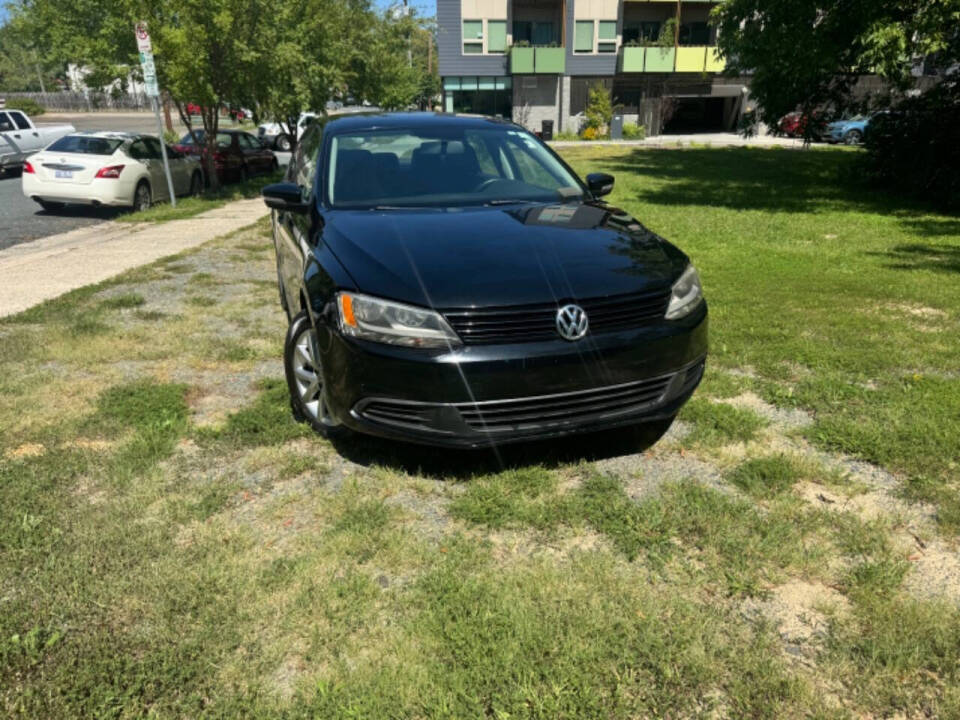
[1,112,289,251]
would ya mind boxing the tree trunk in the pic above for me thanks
[203,104,220,191]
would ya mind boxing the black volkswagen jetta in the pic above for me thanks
[262,113,707,448]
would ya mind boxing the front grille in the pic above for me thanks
[442,289,671,345]
[456,375,672,432]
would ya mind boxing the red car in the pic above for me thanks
[777,111,826,139]
[183,104,247,121]
[172,129,277,184]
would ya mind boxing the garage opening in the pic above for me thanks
[661,97,726,134]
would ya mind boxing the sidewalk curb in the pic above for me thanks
[0,198,268,318]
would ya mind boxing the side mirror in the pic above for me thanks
[262,182,309,213]
[586,172,615,198]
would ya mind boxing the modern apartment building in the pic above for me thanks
[436,0,750,136]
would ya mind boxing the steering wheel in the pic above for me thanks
[473,177,505,193]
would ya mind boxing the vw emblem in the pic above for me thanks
[556,304,589,341]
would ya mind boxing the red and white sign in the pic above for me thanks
[135,22,152,54]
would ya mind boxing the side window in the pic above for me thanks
[465,132,500,177]
[216,133,233,149]
[143,138,163,159]
[503,137,560,190]
[238,133,256,149]
[296,126,322,190]
[128,140,148,160]
[11,112,31,130]
[0,113,13,132]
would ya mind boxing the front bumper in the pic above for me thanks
[319,303,708,447]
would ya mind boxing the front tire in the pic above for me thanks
[844,130,862,145]
[133,181,151,211]
[284,311,348,439]
[276,135,291,152]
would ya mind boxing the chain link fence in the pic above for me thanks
[1,91,152,112]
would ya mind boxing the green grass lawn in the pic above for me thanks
[560,145,960,528]
[1,147,958,718]
[118,169,283,223]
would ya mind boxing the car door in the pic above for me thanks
[133,138,169,201]
[160,143,191,194]
[217,132,242,179]
[276,125,322,315]
[8,111,43,155]
[239,132,268,174]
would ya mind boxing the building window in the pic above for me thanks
[513,21,556,46]
[679,22,710,46]
[444,76,513,118]
[463,20,483,54]
[574,21,594,53]
[488,20,507,53]
[598,21,617,53]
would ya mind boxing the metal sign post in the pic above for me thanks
[136,22,177,207]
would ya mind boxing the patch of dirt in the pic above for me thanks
[596,449,726,501]
[883,302,947,320]
[904,543,960,603]
[484,527,610,564]
[741,580,850,662]
[384,489,453,542]
[718,391,813,430]
[4,442,45,459]
[63,438,115,452]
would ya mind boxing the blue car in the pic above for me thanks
[824,115,871,145]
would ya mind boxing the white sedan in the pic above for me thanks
[22,131,204,212]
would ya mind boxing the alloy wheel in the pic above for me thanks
[135,183,151,211]
[291,324,337,427]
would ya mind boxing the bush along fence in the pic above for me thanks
[0,91,152,112]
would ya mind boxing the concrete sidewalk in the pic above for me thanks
[0,198,268,318]
[550,132,815,149]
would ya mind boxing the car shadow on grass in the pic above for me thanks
[330,419,674,479]
[589,147,924,216]
[868,242,960,274]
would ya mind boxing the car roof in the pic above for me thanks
[323,111,517,135]
[65,130,141,140]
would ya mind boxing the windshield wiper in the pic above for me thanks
[371,205,438,211]
[484,198,541,206]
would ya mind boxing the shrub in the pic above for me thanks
[4,98,45,116]
[581,126,601,141]
[864,81,960,211]
[584,81,613,135]
[622,122,645,140]
[163,129,180,146]
[553,130,580,141]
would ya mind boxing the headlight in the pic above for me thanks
[665,265,704,320]
[336,292,462,348]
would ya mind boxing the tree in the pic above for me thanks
[712,0,960,137]
[0,16,62,91]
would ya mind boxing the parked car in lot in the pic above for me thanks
[22,131,204,212]
[0,109,74,175]
[823,115,872,145]
[257,112,318,151]
[173,129,278,184]
[777,111,827,139]
[263,113,707,447]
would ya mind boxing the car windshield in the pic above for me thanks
[326,126,584,209]
[179,131,233,148]
[46,135,123,155]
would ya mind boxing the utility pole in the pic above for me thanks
[404,0,412,66]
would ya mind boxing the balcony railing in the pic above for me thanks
[618,45,724,72]
[510,46,566,74]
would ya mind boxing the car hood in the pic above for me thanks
[321,202,688,308]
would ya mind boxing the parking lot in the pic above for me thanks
[2,112,289,250]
